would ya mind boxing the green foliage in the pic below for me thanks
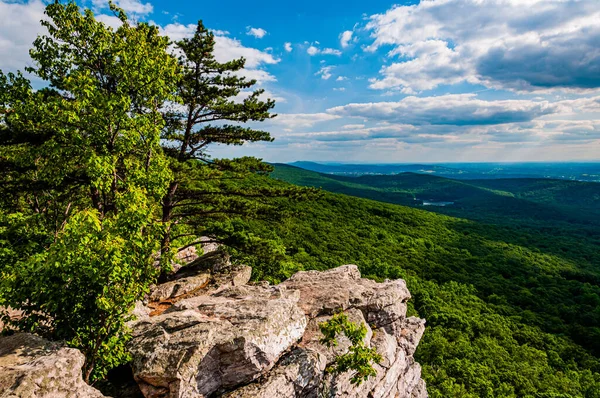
[319,312,383,385]
[239,175,600,397]
[0,1,310,384]
[0,1,177,382]
[3,194,161,382]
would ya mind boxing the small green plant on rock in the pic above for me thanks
[319,312,383,385]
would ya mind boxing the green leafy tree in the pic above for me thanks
[0,1,178,382]
[320,312,383,385]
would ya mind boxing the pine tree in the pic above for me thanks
[159,22,315,264]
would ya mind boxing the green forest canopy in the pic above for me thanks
[243,170,600,398]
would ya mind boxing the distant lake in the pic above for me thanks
[422,201,454,207]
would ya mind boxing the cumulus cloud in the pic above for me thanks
[246,27,267,39]
[340,30,353,48]
[365,0,600,92]
[342,124,366,129]
[267,113,341,128]
[0,0,46,74]
[284,42,292,52]
[327,94,560,126]
[315,66,334,80]
[307,44,342,56]
[160,23,279,83]
[92,0,153,16]
[336,76,347,81]
[232,88,286,104]
[272,118,600,148]
[307,46,319,56]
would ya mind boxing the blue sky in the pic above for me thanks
[1,0,600,163]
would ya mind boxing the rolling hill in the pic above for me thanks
[243,173,600,397]
[271,163,600,229]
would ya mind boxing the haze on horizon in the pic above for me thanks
[2,0,599,163]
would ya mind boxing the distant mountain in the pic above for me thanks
[271,163,600,228]
[287,161,600,182]
[288,161,466,176]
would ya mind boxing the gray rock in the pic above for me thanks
[130,264,427,398]
[148,273,210,302]
[0,333,106,398]
[222,348,326,398]
[129,285,307,397]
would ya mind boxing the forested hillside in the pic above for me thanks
[239,172,600,397]
[271,164,600,228]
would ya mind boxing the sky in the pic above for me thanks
[1,0,600,163]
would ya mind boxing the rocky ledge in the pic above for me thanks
[129,260,427,398]
[0,333,106,398]
[0,256,427,398]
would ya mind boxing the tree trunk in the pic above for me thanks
[160,181,179,265]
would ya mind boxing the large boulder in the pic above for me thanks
[129,285,307,397]
[129,264,427,398]
[0,333,106,398]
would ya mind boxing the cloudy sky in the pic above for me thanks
[1,0,600,163]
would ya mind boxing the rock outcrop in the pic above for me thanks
[129,261,427,398]
[0,333,106,398]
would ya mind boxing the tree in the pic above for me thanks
[0,1,178,382]
[158,22,315,265]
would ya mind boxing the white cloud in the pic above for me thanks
[284,42,292,52]
[208,36,279,69]
[96,14,124,29]
[342,124,365,130]
[336,76,347,81]
[315,66,334,80]
[365,0,600,92]
[211,29,230,36]
[333,87,346,91]
[160,23,279,84]
[340,30,353,48]
[246,27,267,39]
[321,48,342,56]
[267,113,341,128]
[232,88,286,104]
[327,94,560,126]
[307,44,342,56]
[92,0,153,16]
[0,0,46,74]
[307,46,319,56]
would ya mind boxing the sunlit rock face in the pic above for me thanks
[129,262,427,398]
[0,333,107,398]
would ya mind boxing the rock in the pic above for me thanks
[198,236,220,256]
[129,264,427,398]
[222,348,326,398]
[0,333,106,398]
[398,317,426,356]
[131,301,151,322]
[148,273,210,302]
[231,265,253,286]
[411,378,428,398]
[280,265,411,319]
[129,285,307,397]
[298,308,372,365]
